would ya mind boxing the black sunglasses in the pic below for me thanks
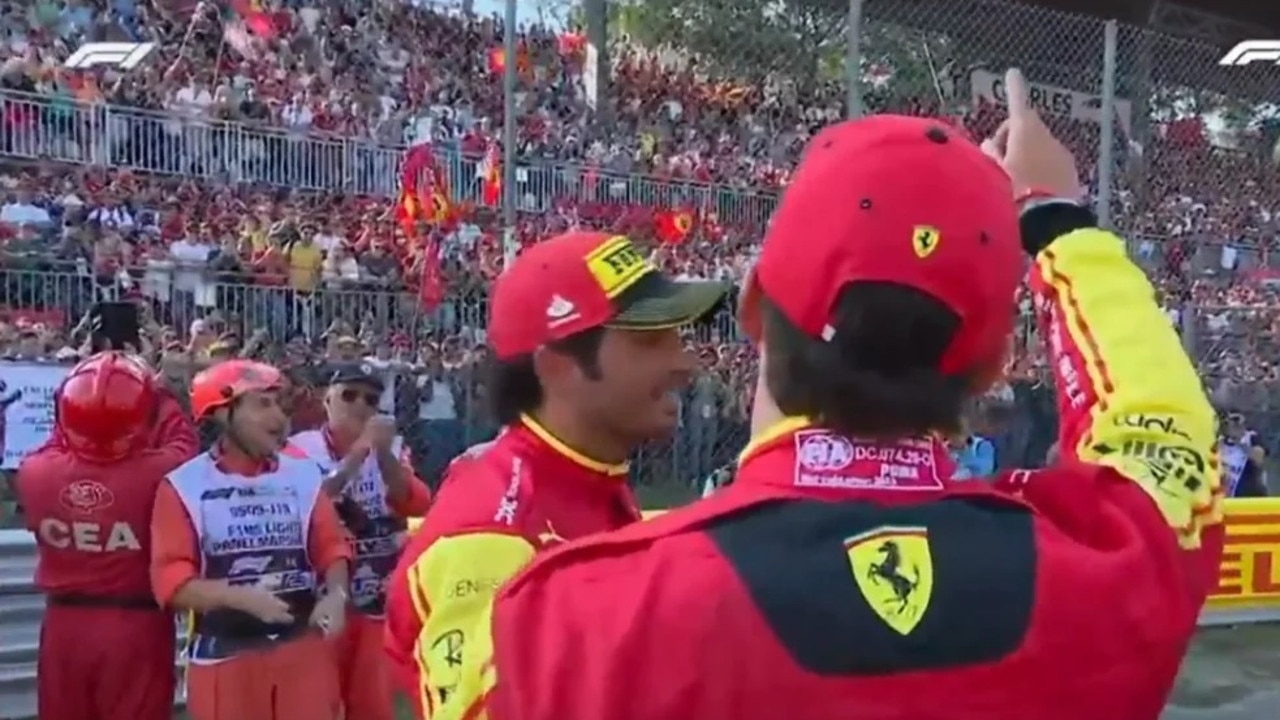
[339,388,380,407]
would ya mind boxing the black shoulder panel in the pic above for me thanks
[705,496,1036,675]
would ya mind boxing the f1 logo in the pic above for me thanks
[64,42,156,70]
[1218,40,1280,66]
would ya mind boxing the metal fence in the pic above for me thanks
[0,91,778,230]
[837,0,1280,443]
[0,268,741,346]
[0,532,39,720]
[845,0,1280,225]
[0,264,1274,490]
[0,265,748,501]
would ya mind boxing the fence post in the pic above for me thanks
[1179,300,1197,357]
[501,0,520,270]
[845,0,865,119]
[1097,19,1118,230]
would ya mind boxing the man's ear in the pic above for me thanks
[531,345,572,390]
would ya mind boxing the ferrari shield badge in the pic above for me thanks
[911,226,940,259]
[845,526,934,635]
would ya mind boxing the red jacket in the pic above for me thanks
[456,228,1225,720]
[382,415,641,717]
[17,389,199,600]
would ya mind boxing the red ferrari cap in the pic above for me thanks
[490,232,728,359]
[738,115,1024,375]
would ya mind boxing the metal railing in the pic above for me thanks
[0,528,194,720]
[0,90,779,228]
[4,266,1280,430]
[0,531,39,720]
[0,268,742,346]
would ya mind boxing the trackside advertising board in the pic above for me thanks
[0,362,65,469]
[1201,498,1280,625]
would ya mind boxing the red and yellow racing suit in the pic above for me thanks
[382,415,641,718]
[443,226,1225,719]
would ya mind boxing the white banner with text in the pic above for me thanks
[0,362,67,469]
[970,69,1132,135]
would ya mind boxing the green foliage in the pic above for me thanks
[589,0,1280,147]
[858,21,956,110]
[600,0,959,110]
[607,0,848,83]
[1147,82,1280,149]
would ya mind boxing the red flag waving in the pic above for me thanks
[229,0,277,38]
[427,189,452,224]
[487,44,531,76]
[557,32,586,57]
[395,192,420,236]
[479,141,501,206]
[396,144,439,237]
[655,209,695,244]
[400,144,434,195]
[487,47,506,75]
[417,238,445,311]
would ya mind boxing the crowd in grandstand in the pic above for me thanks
[0,0,1277,520]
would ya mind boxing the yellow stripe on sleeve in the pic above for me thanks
[407,562,431,626]
[1034,228,1220,547]
[409,532,535,720]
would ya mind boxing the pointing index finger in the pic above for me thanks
[1004,68,1029,117]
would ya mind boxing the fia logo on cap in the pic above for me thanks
[912,226,941,259]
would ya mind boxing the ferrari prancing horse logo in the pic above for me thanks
[912,226,940,259]
[845,526,934,635]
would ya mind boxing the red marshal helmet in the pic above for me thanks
[56,351,158,463]
[189,359,283,420]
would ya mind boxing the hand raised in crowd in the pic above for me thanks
[362,414,398,452]
[346,434,374,461]
[230,585,294,625]
[95,337,152,370]
[979,68,1083,203]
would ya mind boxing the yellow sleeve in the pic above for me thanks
[408,532,535,720]
[1034,229,1219,547]
[447,599,500,720]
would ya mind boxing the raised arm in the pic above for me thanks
[1028,215,1219,549]
[145,386,200,472]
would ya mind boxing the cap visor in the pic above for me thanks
[607,275,729,330]
[329,373,385,392]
